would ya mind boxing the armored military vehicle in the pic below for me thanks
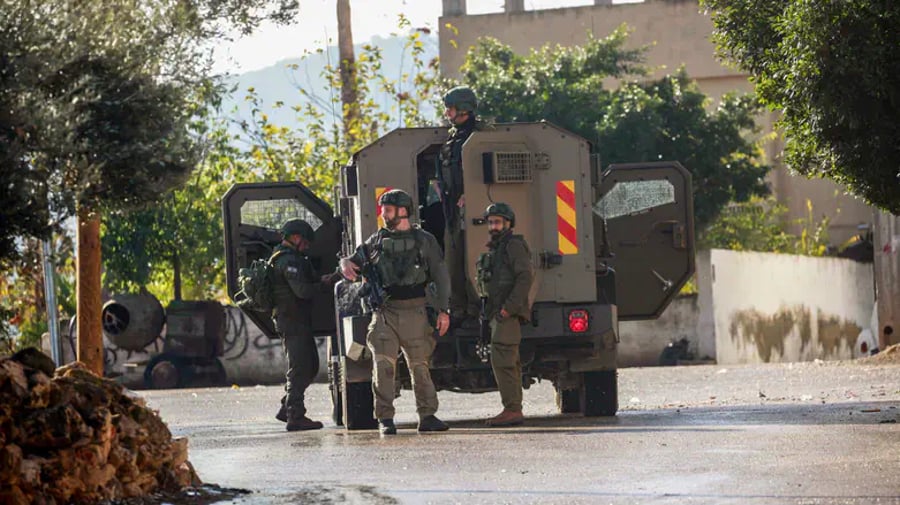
[222,122,694,430]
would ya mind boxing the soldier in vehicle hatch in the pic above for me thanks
[476,203,534,427]
[439,86,494,324]
[339,189,452,435]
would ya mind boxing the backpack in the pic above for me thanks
[234,250,288,313]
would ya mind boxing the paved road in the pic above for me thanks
[144,361,900,504]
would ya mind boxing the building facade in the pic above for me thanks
[439,0,874,245]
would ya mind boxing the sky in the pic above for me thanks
[213,0,639,74]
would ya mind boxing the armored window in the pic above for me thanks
[240,198,324,231]
[593,179,675,220]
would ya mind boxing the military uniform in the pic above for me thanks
[440,108,493,319]
[345,189,451,433]
[270,220,326,431]
[477,208,534,420]
[349,225,450,427]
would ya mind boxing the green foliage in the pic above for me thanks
[700,196,830,256]
[703,0,900,214]
[461,28,646,138]
[597,70,769,227]
[101,22,441,302]
[457,29,769,227]
[0,235,75,351]
[1,0,297,338]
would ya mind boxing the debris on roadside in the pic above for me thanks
[856,343,900,365]
[0,349,201,504]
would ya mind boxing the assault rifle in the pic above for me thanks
[356,243,387,313]
[477,297,491,363]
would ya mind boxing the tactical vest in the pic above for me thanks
[476,233,527,315]
[439,118,492,200]
[372,227,429,289]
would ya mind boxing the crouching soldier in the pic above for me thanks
[476,203,535,427]
[339,189,452,435]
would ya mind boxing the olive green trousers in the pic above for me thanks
[367,297,438,420]
[490,316,523,412]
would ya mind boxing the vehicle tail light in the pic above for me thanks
[568,310,589,333]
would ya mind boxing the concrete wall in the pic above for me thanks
[704,250,875,364]
[618,295,703,367]
[438,0,874,245]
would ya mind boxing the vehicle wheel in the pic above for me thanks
[328,341,344,426]
[555,386,581,414]
[581,370,618,417]
[341,357,377,430]
[143,354,182,389]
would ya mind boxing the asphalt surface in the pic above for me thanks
[143,361,900,505]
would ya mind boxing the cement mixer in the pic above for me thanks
[101,294,227,389]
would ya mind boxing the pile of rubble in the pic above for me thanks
[0,349,200,504]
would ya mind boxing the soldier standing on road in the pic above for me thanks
[271,219,339,431]
[339,189,452,435]
[476,203,535,427]
[440,86,493,324]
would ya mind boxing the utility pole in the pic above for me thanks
[337,0,358,147]
[41,239,61,365]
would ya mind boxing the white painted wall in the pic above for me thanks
[707,250,875,364]
[618,295,703,367]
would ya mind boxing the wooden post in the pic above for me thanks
[337,0,358,146]
[76,207,104,375]
[874,210,900,350]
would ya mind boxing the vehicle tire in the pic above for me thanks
[328,340,344,426]
[341,357,377,430]
[143,353,182,389]
[581,370,618,417]
[555,386,581,414]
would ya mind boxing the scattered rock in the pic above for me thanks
[0,351,201,504]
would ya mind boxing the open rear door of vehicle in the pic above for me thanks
[593,161,695,321]
[222,182,341,337]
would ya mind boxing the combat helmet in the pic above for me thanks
[378,189,414,215]
[443,86,478,113]
[485,202,515,227]
[280,218,315,242]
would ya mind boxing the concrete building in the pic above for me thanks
[438,0,874,245]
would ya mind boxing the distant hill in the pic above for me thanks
[219,33,441,138]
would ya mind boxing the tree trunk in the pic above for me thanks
[337,0,358,145]
[76,207,103,375]
[173,251,182,301]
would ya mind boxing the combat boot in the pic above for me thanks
[275,399,287,423]
[485,409,524,427]
[417,415,449,432]
[378,419,397,435]
[285,407,323,431]
[286,416,323,431]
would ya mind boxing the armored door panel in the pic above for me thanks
[462,124,597,305]
[594,162,695,320]
[222,182,341,337]
[351,127,448,245]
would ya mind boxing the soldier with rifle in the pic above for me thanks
[476,203,535,427]
[339,189,452,435]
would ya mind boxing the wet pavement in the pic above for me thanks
[143,361,900,504]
